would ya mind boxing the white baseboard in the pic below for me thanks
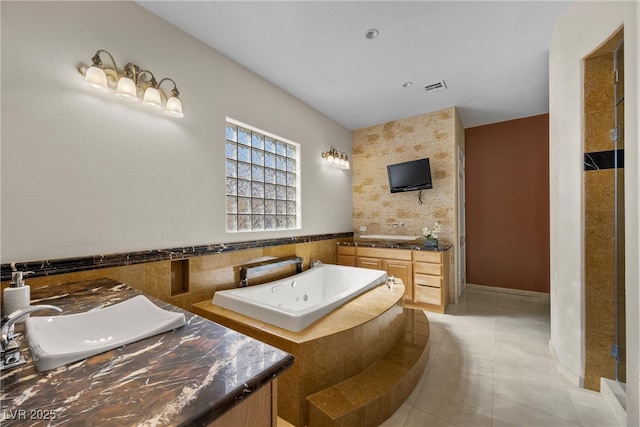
[548,340,583,387]
[601,378,627,426]
[465,283,550,302]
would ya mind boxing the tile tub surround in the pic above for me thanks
[0,232,354,281]
[0,234,353,312]
[0,278,294,426]
[192,281,425,427]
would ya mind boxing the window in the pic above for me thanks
[225,118,300,232]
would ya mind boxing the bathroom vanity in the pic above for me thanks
[0,278,293,426]
[338,240,451,313]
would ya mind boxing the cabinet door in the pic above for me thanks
[383,259,413,301]
[357,257,383,270]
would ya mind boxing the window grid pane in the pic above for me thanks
[225,120,299,232]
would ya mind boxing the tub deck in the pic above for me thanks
[193,281,430,427]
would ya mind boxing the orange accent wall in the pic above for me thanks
[465,114,550,293]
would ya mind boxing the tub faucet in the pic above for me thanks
[1,305,62,370]
[310,259,323,268]
[386,275,396,289]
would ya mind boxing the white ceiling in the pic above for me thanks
[137,1,573,130]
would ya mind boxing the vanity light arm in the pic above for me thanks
[93,49,119,74]
[157,77,180,97]
[138,69,157,88]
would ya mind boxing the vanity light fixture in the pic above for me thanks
[321,147,350,169]
[80,49,184,118]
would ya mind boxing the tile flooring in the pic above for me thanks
[382,287,621,427]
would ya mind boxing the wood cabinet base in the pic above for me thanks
[210,380,277,427]
[338,245,450,313]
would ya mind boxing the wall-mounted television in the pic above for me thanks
[387,158,433,193]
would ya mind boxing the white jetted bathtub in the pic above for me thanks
[212,264,387,332]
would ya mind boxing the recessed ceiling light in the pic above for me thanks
[365,29,379,39]
[402,82,414,88]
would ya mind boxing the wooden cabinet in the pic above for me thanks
[382,259,413,302]
[411,250,450,313]
[355,247,413,302]
[337,245,450,313]
[210,380,277,427]
[337,246,356,267]
[356,256,383,270]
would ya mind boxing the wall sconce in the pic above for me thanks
[322,147,350,169]
[80,49,184,118]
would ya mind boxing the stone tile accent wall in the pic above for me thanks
[352,107,462,300]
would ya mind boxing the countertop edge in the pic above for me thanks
[0,278,295,427]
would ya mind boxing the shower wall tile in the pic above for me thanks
[582,28,623,391]
[584,54,615,116]
[584,110,616,153]
[584,330,616,391]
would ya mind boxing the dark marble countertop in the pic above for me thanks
[338,239,452,252]
[0,278,294,426]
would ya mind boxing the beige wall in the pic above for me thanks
[549,1,638,423]
[1,1,353,263]
[351,107,463,300]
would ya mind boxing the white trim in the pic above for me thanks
[226,116,300,148]
[600,378,627,426]
[549,340,584,387]
[465,283,550,302]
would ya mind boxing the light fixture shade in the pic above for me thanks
[115,77,137,100]
[142,87,162,109]
[84,66,109,92]
[164,96,184,118]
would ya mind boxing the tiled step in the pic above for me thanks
[306,309,430,427]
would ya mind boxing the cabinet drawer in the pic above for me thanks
[414,285,442,305]
[413,251,442,263]
[357,247,412,261]
[337,255,356,267]
[414,262,442,276]
[414,273,442,288]
[337,246,356,256]
[357,257,383,270]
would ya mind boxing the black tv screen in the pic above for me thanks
[387,158,433,193]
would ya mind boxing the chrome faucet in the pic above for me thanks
[1,305,62,370]
[386,275,396,289]
[310,259,323,268]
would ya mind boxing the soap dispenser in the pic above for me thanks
[3,270,33,321]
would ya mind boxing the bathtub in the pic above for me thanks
[212,264,388,332]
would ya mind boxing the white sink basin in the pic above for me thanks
[359,234,422,241]
[25,295,186,371]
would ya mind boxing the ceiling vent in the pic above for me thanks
[425,81,447,93]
